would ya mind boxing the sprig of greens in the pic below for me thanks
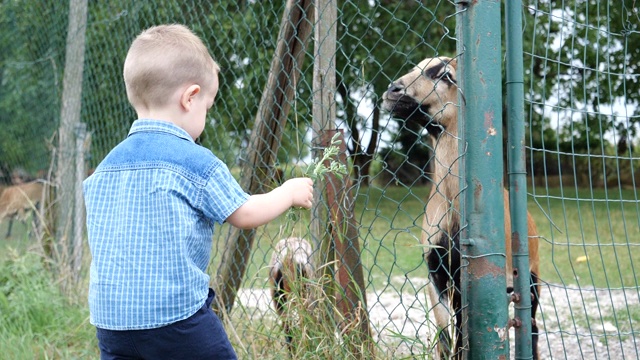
[305,132,348,181]
[284,132,348,226]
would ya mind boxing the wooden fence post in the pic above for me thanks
[312,1,373,357]
[56,0,88,292]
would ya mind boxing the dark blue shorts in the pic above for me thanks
[96,289,237,360]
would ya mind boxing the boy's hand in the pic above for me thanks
[282,177,314,209]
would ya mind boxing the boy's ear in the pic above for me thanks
[180,84,201,111]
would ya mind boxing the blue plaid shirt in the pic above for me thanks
[83,119,250,330]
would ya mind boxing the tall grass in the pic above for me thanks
[219,263,436,359]
[0,248,97,359]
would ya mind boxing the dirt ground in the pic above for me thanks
[237,279,639,359]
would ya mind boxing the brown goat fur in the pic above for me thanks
[268,237,315,349]
[0,180,47,237]
[382,57,540,359]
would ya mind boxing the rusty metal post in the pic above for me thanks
[320,129,373,358]
[457,0,509,358]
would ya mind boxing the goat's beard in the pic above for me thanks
[384,98,444,136]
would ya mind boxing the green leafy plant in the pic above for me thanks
[305,132,348,181]
[284,132,348,226]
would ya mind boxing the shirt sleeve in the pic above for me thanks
[200,161,250,224]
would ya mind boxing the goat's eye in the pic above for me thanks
[442,71,456,84]
[423,62,447,80]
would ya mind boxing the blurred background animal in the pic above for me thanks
[0,180,47,238]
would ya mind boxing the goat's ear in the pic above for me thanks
[447,58,457,70]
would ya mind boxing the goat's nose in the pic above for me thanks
[387,82,404,93]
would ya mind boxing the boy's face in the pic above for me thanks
[185,75,219,140]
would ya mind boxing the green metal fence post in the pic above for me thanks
[457,0,509,358]
[505,0,534,359]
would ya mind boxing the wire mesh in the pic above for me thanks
[0,0,638,359]
[524,1,640,359]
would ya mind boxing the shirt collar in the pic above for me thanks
[128,119,194,143]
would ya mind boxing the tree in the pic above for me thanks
[2,0,638,188]
[336,0,458,184]
[78,1,303,169]
[522,0,639,184]
[0,1,67,180]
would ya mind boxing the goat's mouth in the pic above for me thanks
[382,94,424,117]
[381,93,413,110]
[382,96,444,135]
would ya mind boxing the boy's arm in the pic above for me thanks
[226,177,314,229]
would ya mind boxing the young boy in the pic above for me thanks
[83,24,314,360]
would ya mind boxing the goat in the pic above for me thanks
[381,57,540,359]
[0,180,47,238]
[268,237,315,352]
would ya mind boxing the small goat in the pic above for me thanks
[0,180,47,238]
[382,57,541,359]
[268,237,315,351]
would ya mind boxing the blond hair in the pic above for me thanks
[123,24,219,110]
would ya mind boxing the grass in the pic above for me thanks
[210,183,639,358]
[212,183,640,292]
[210,184,430,292]
[0,221,33,254]
[0,183,638,358]
[528,186,640,289]
[0,249,97,359]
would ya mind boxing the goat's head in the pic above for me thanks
[382,57,460,137]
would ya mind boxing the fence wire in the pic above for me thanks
[0,1,638,359]
[524,1,640,359]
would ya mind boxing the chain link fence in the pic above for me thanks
[0,1,638,359]
[523,1,640,359]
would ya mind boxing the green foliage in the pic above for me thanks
[2,0,637,183]
[337,1,457,182]
[203,1,292,164]
[77,1,312,167]
[285,133,347,225]
[523,1,639,165]
[305,132,348,180]
[0,1,66,176]
[81,2,136,164]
